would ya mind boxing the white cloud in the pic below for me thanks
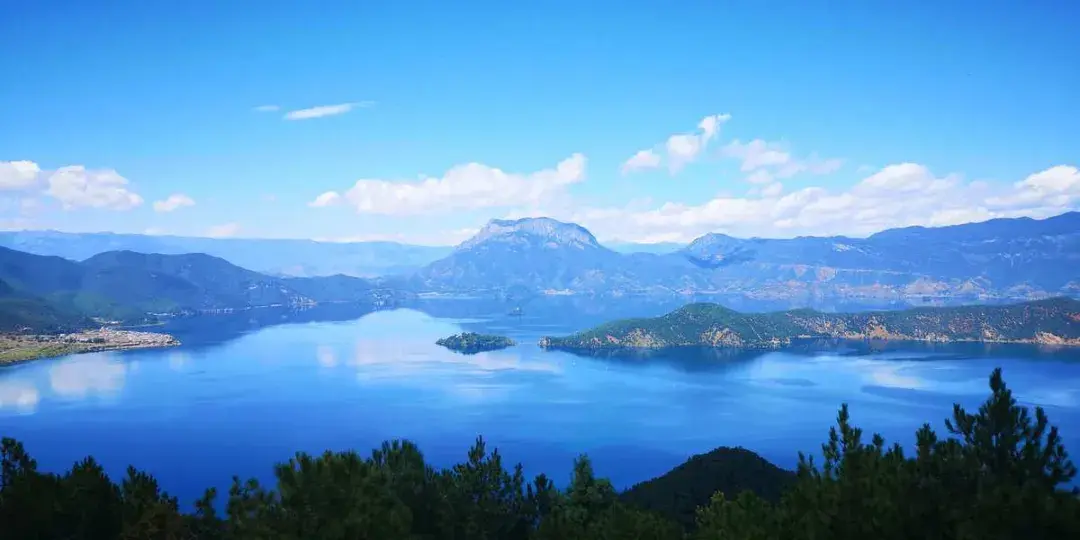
[721,139,793,171]
[283,101,374,120]
[745,169,774,185]
[308,191,342,207]
[620,149,661,174]
[721,139,843,180]
[761,182,784,198]
[253,104,280,112]
[621,114,731,175]
[206,222,241,238]
[317,153,586,216]
[666,114,731,173]
[985,165,1080,210]
[0,160,41,190]
[543,163,1080,243]
[45,166,143,210]
[152,193,195,212]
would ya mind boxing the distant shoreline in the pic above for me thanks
[0,329,181,366]
[539,335,1080,355]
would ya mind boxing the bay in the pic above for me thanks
[1,296,1079,506]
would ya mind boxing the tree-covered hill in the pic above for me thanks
[0,246,405,329]
[0,278,89,332]
[540,297,1080,350]
[1,368,1077,538]
[619,446,796,530]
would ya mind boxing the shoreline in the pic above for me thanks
[0,328,182,366]
[538,335,1080,354]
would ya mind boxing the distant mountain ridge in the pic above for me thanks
[0,246,403,330]
[414,212,1080,300]
[0,231,453,278]
[4,212,1079,302]
[539,297,1080,350]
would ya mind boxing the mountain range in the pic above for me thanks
[0,246,403,331]
[411,213,1080,300]
[0,211,1077,331]
[0,230,675,278]
[0,231,454,278]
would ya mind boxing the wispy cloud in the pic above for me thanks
[620,114,731,175]
[253,105,280,112]
[152,193,195,212]
[283,101,375,121]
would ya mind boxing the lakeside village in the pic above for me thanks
[55,327,181,347]
[0,327,180,364]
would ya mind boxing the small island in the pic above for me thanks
[0,327,181,365]
[436,332,516,354]
[539,297,1080,352]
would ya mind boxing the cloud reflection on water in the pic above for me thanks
[0,380,39,414]
[48,354,127,398]
[341,337,560,381]
[315,345,338,368]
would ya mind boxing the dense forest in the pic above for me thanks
[1,368,1077,539]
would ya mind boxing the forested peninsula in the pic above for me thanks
[539,297,1080,351]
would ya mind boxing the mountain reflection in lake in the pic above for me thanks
[1,295,1078,506]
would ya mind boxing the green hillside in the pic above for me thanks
[0,246,402,331]
[619,446,796,530]
[0,284,88,333]
[540,297,1080,350]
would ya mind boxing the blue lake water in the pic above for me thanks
[2,297,1080,505]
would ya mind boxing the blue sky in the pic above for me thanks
[2,0,1078,244]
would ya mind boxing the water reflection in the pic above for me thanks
[168,351,190,371]
[559,346,769,374]
[0,379,39,413]
[48,354,127,398]
[1,295,1079,507]
[315,345,338,368]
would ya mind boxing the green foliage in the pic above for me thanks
[436,332,517,354]
[0,278,89,331]
[541,297,1080,350]
[2,368,1078,539]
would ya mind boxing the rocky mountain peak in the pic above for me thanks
[457,217,602,251]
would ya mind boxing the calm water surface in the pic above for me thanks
[2,297,1079,505]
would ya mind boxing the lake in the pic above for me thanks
[2,296,1080,506]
